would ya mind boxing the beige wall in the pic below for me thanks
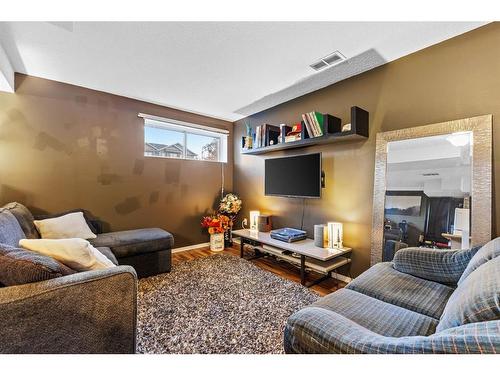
[233,23,500,276]
[0,74,233,248]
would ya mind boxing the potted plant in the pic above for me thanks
[218,193,242,246]
[201,214,230,252]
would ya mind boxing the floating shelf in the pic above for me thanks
[241,106,369,156]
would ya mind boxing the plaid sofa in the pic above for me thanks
[284,238,500,354]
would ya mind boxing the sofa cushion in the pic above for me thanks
[458,237,500,284]
[0,210,26,247]
[312,288,438,337]
[19,238,115,272]
[1,202,39,239]
[0,243,75,286]
[393,246,482,285]
[96,246,118,265]
[34,212,97,240]
[437,256,500,332]
[35,208,100,235]
[346,262,454,319]
[284,307,500,354]
[90,228,174,258]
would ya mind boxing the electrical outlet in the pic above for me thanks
[242,218,248,227]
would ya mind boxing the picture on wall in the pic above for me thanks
[384,195,422,216]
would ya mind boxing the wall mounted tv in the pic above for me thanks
[265,153,322,198]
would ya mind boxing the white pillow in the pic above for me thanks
[19,238,115,271]
[34,212,97,240]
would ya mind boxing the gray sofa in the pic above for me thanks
[0,267,137,353]
[0,202,173,353]
[285,239,500,354]
[7,202,174,278]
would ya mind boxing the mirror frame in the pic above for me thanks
[370,115,492,265]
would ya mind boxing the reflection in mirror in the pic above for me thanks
[382,132,472,261]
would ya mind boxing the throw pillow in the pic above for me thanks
[1,202,40,239]
[35,208,99,235]
[19,238,115,271]
[458,237,500,284]
[437,255,500,332]
[0,243,75,286]
[0,210,26,247]
[34,212,97,240]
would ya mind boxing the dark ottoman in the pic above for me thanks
[91,228,173,278]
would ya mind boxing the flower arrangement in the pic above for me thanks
[201,214,230,235]
[219,193,242,220]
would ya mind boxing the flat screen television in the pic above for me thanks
[265,153,322,198]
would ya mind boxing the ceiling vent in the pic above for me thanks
[309,51,346,71]
[422,173,440,176]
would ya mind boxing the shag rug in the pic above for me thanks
[136,253,320,354]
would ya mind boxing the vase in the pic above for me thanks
[210,232,224,252]
[224,227,233,247]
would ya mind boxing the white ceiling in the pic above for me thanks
[387,134,472,197]
[0,22,487,121]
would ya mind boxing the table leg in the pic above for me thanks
[300,255,306,285]
[240,238,245,258]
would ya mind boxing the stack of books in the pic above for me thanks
[278,124,292,144]
[284,123,302,143]
[301,111,325,138]
[255,124,281,147]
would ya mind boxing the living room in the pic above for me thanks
[1,1,499,373]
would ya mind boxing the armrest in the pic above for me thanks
[0,266,137,353]
[284,306,499,354]
[392,246,481,284]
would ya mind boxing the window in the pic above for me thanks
[141,114,228,163]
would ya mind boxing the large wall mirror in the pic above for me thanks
[371,115,492,265]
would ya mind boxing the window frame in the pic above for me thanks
[140,113,228,163]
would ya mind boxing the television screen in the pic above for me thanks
[265,153,322,198]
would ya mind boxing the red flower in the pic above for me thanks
[201,214,230,233]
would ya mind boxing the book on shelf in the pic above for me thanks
[265,124,281,146]
[306,113,316,137]
[301,114,313,138]
[279,124,292,144]
[285,123,302,143]
[255,124,281,147]
[285,134,301,143]
[312,111,324,135]
[301,111,325,138]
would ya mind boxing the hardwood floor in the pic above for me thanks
[172,245,345,296]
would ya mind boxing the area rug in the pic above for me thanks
[136,253,320,354]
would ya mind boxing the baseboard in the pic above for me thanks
[235,237,353,284]
[172,242,210,254]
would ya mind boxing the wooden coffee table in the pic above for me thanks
[232,229,352,287]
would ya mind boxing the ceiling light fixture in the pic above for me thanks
[446,131,471,147]
[309,51,346,71]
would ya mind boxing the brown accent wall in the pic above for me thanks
[0,74,233,247]
[233,23,500,276]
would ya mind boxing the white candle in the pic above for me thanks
[249,210,260,231]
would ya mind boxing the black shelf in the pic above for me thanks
[241,106,369,156]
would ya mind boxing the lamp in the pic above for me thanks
[327,222,343,249]
[454,208,470,249]
[249,210,260,231]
